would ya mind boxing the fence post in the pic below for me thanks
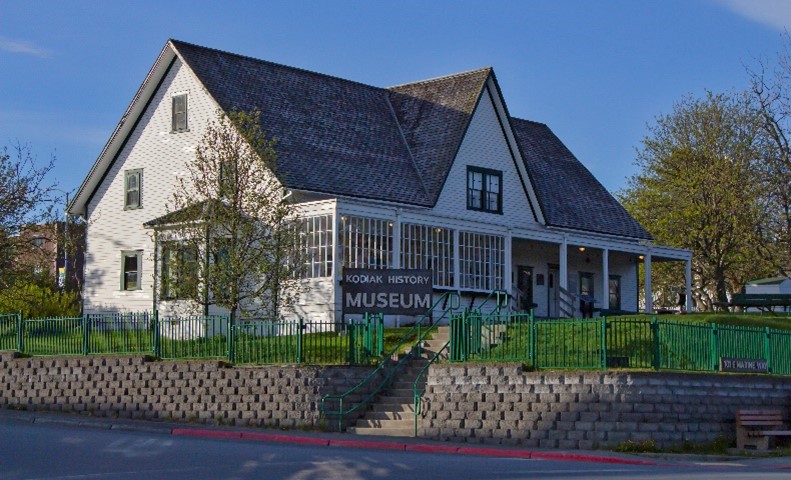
[227,315,235,363]
[710,323,718,372]
[765,327,772,374]
[600,318,607,370]
[296,317,304,364]
[347,320,356,364]
[529,310,535,368]
[17,312,24,353]
[82,315,90,355]
[153,311,160,358]
[377,314,384,356]
[651,316,660,370]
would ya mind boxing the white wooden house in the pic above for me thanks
[67,39,692,322]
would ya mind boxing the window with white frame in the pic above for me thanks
[459,231,504,291]
[339,215,392,269]
[298,214,333,278]
[401,223,454,287]
[121,250,143,291]
[124,169,142,210]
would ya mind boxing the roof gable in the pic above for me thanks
[510,118,652,240]
[387,68,490,204]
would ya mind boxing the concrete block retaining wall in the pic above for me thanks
[0,352,379,431]
[421,364,791,449]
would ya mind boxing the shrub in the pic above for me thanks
[0,281,80,318]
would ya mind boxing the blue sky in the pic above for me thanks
[1,0,789,208]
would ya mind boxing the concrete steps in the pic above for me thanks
[351,326,448,437]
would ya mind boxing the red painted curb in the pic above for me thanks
[404,444,461,454]
[241,432,330,446]
[531,451,658,466]
[329,439,407,451]
[168,428,660,466]
[456,447,532,459]
[172,428,242,440]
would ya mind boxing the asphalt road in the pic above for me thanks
[1,419,791,479]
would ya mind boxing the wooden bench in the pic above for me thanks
[736,409,791,450]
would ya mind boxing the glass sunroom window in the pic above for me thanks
[459,231,504,291]
[298,214,333,278]
[339,215,393,269]
[401,223,454,287]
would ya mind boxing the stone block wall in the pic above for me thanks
[0,352,378,431]
[421,364,791,449]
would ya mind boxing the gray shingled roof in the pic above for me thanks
[510,118,652,240]
[173,40,431,206]
[388,69,491,203]
[170,40,649,240]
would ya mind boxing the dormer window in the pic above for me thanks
[172,93,188,132]
[467,166,502,214]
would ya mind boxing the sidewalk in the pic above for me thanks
[1,409,789,468]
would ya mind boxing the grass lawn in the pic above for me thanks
[641,312,791,330]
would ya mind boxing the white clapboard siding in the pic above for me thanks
[431,86,538,228]
[84,58,217,313]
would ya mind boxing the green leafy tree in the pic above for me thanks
[620,92,771,311]
[748,39,791,277]
[157,110,306,321]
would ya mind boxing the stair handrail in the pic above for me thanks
[476,290,509,347]
[320,291,460,431]
[413,340,449,437]
[558,285,576,319]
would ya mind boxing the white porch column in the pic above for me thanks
[391,210,401,327]
[559,236,568,291]
[601,248,610,310]
[685,257,693,313]
[332,207,341,323]
[643,252,653,313]
[504,229,512,298]
[453,229,460,293]
[391,210,401,269]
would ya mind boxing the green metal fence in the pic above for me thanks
[450,312,791,375]
[0,313,21,352]
[0,311,384,365]
[232,314,384,365]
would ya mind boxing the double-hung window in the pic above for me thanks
[124,169,142,209]
[467,166,502,214]
[172,93,188,132]
[161,242,198,300]
[121,250,143,291]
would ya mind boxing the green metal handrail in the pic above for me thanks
[413,340,449,437]
[319,291,460,431]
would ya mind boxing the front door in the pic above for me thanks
[517,266,534,312]
[548,266,559,318]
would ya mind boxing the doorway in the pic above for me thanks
[548,266,559,318]
[516,266,534,312]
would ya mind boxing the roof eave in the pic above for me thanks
[68,41,178,217]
